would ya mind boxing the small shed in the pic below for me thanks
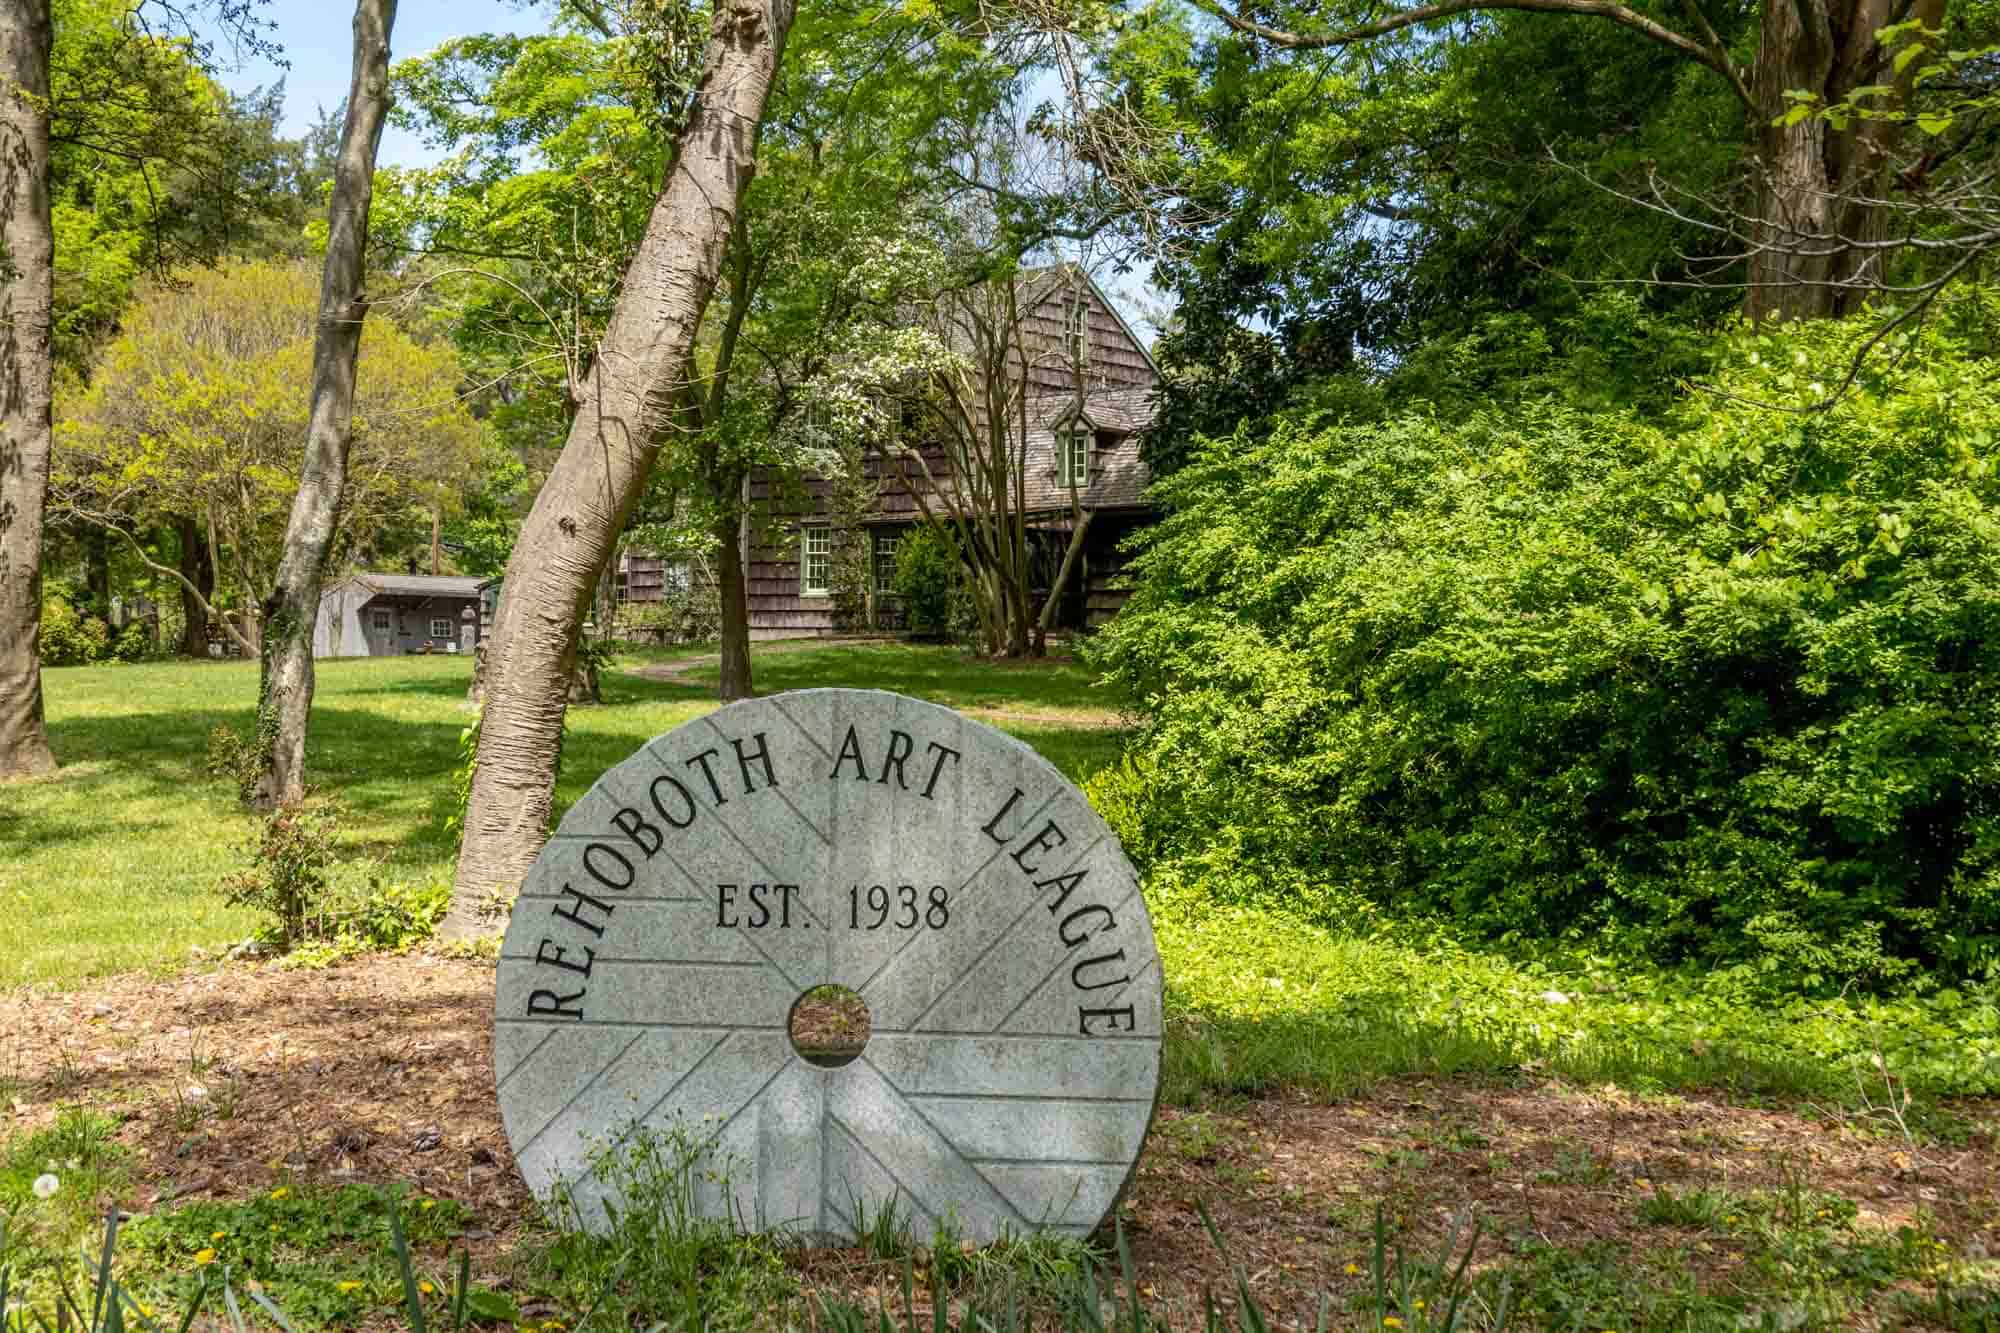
[314,573,486,659]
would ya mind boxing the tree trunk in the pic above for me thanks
[0,0,56,782]
[715,500,752,701]
[82,526,110,620]
[247,0,396,810]
[1744,0,1942,321]
[442,0,797,937]
[176,516,214,656]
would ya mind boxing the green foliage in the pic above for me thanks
[611,580,721,646]
[220,805,339,949]
[892,524,959,640]
[1093,303,2000,984]
[113,1184,471,1331]
[110,622,151,664]
[54,262,486,606]
[40,600,112,666]
[202,724,263,807]
[525,1122,793,1330]
[1148,890,2000,1101]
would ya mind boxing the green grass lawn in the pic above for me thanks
[9,641,1998,1104]
[3,644,1130,987]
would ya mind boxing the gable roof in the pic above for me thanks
[1018,385,1158,513]
[327,573,486,601]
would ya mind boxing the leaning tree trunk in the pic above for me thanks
[441,0,798,937]
[247,0,397,810]
[0,0,56,782]
[1744,0,1943,321]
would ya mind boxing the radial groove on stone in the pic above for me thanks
[494,689,1163,1243]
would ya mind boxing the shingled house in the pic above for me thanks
[716,266,1160,639]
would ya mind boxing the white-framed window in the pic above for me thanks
[430,617,452,639]
[801,525,832,597]
[1059,425,1091,489]
[873,530,902,595]
[370,609,391,633]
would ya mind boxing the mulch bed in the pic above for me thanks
[9,954,1998,1327]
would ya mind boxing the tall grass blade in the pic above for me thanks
[89,1212,120,1333]
[244,1289,297,1333]
[450,1248,470,1330]
[386,1205,427,1333]
[170,1276,207,1333]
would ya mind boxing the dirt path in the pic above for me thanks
[8,955,1995,1326]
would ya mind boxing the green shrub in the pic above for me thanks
[892,524,958,639]
[1090,307,2000,985]
[221,804,339,948]
[110,621,151,662]
[204,723,262,804]
[40,600,110,666]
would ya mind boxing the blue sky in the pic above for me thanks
[197,0,553,167]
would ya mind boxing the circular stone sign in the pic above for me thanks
[494,689,1162,1243]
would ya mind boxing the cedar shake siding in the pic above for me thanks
[739,266,1161,638]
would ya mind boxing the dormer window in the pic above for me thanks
[1059,424,1091,489]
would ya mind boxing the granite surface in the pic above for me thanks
[494,689,1162,1243]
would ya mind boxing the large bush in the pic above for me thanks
[1090,312,2000,986]
[40,599,111,666]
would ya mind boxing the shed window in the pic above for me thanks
[430,617,452,639]
[802,526,832,596]
[370,610,391,633]
[873,530,902,595]
[1059,426,1091,489]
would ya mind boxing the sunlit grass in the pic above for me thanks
[7,643,1129,987]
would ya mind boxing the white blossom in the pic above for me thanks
[31,1173,58,1200]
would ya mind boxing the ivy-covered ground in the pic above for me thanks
[5,646,1999,1327]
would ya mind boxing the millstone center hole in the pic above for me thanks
[788,985,871,1068]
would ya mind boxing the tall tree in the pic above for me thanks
[1171,0,1959,322]
[441,0,799,934]
[0,0,58,780]
[2,0,277,777]
[249,0,397,809]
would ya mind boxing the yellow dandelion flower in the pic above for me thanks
[1383,1318,1404,1329]
[269,1187,289,1200]
[336,1282,364,1294]
[1414,1300,1426,1311]
[193,1249,218,1266]
[419,1281,435,1296]
[1344,1263,1362,1276]
[211,1231,227,1241]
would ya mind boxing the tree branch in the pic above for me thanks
[1185,0,1745,100]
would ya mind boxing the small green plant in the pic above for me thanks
[202,725,262,805]
[444,711,480,839]
[219,804,338,949]
[524,1121,793,1330]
